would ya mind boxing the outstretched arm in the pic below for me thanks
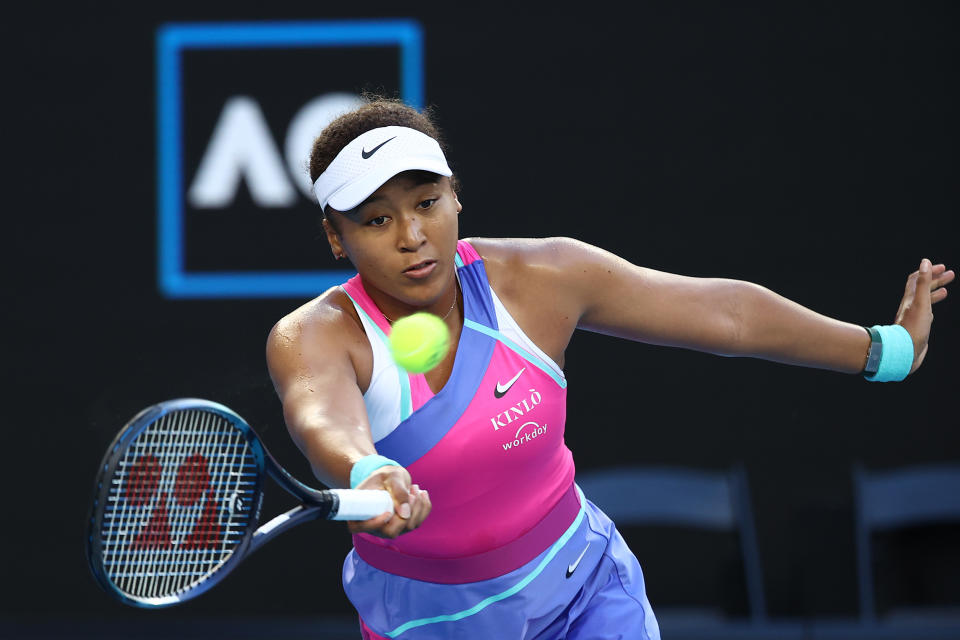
[266,300,431,538]
[544,239,953,375]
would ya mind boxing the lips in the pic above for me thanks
[403,259,437,278]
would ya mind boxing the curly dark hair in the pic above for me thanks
[309,97,459,214]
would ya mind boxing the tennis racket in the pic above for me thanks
[86,398,394,608]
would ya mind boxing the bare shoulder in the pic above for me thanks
[463,237,600,366]
[267,287,355,354]
[465,235,587,261]
[464,236,598,293]
[266,287,369,389]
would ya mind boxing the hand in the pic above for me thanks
[346,465,432,539]
[895,258,954,374]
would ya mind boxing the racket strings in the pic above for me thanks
[99,409,258,601]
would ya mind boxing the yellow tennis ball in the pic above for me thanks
[388,312,450,373]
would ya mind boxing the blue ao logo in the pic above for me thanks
[156,20,424,299]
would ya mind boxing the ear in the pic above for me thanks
[322,217,346,260]
[444,176,462,214]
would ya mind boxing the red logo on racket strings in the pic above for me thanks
[123,452,223,549]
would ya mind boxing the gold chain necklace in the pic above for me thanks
[382,271,459,325]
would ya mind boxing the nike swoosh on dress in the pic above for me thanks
[494,367,526,398]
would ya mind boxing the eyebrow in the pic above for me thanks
[351,172,442,212]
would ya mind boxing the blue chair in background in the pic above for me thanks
[853,462,960,622]
[576,465,767,623]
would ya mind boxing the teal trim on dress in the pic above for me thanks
[462,318,567,389]
[385,488,587,638]
[341,287,412,420]
[454,253,465,268]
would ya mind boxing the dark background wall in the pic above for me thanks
[7,0,957,631]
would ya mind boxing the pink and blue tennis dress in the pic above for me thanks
[339,241,660,639]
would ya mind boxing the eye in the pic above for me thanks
[368,216,389,227]
[417,198,438,210]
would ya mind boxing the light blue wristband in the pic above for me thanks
[864,324,914,382]
[350,454,400,489]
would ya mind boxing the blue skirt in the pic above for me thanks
[343,491,660,639]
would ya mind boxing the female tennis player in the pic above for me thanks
[266,99,953,639]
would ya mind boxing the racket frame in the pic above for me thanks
[86,399,339,608]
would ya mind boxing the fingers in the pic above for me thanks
[902,259,948,306]
[347,466,431,539]
[347,511,393,535]
[915,259,933,308]
[911,263,954,289]
[930,263,950,278]
[382,471,413,519]
[931,265,955,305]
[378,481,431,537]
[407,484,432,527]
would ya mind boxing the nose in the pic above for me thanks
[396,211,426,252]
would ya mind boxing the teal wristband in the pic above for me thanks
[864,324,914,382]
[350,454,400,489]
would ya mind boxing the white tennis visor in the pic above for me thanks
[312,126,453,212]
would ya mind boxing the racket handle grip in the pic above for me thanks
[329,489,395,521]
